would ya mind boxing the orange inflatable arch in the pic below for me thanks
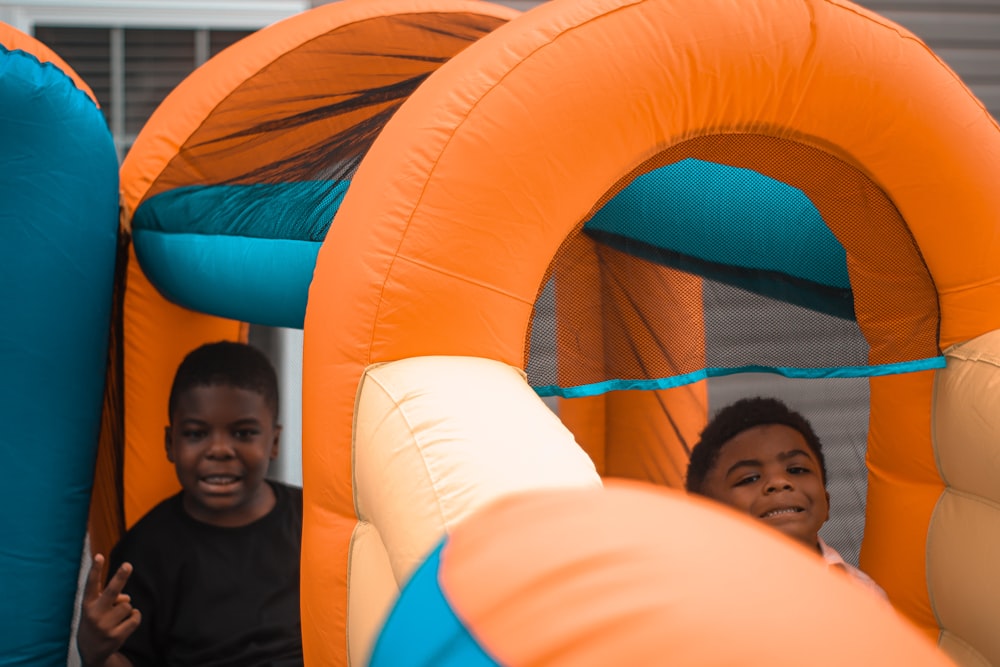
[303,0,1000,664]
[112,0,517,543]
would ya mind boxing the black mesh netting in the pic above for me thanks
[524,133,941,565]
[525,242,875,565]
[526,133,939,395]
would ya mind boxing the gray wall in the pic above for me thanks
[868,0,1000,119]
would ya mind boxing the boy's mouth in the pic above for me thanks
[201,474,241,487]
[760,506,804,519]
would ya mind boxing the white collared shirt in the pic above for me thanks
[819,538,891,602]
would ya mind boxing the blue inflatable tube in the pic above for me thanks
[0,43,119,666]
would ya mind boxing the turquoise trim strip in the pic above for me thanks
[370,542,502,667]
[533,357,947,398]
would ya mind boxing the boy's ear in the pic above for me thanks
[164,425,175,463]
[270,425,282,461]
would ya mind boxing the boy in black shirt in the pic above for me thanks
[77,341,303,666]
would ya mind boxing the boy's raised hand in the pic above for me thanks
[77,554,141,667]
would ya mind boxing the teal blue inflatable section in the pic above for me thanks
[0,45,119,666]
[130,159,855,330]
[584,158,855,319]
[588,158,851,289]
[133,180,347,328]
[370,542,501,667]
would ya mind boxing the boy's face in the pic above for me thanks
[699,424,829,551]
[165,383,280,527]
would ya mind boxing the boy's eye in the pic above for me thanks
[788,466,811,475]
[181,429,207,441]
[233,429,260,441]
[733,474,759,487]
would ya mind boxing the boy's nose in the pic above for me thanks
[205,434,236,457]
[764,476,793,493]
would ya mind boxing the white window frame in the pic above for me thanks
[1,1,308,33]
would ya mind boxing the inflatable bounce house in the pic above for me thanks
[2,0,999,664]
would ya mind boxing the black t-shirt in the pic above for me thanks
[107,480,303,667]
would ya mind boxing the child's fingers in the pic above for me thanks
[117,608,142,637]
[99,562,133,604]
[82,554,107,600]
[103,597,138,628]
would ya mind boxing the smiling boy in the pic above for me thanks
[685,396,887,600]
[77,341,303,667]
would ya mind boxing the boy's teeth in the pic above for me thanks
[764,508,800,518]
[204,475,237,484]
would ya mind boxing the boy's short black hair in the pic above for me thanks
[168,341,279,423]
[685,396,826,494]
